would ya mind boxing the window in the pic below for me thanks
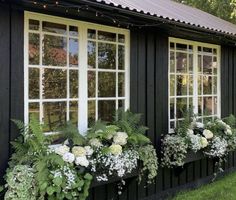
[25,12,129,133]
[169,38,220,131]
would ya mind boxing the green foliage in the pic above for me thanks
[4,165,37,200]
[114,109,150,146]
[224,115,236,129]
[138,145,158,184]
[175,109,194,136]
[174,0,236,24]
[59,122,86,145]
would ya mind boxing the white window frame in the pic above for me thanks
[24,12,130,134]
[168,37,221,132]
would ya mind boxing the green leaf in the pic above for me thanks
[40,182,48,191]
[47,186,55,196]
[84,173,93,181]
[0,185,4,193]
[53,177,63,186]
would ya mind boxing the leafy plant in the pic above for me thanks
[114,109,150,146]
[138,145,158,184]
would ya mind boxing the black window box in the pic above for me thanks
[91,168,139,188]
[184,150,204,163]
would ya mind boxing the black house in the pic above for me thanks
[1,0,236,199]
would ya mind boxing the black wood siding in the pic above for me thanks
[0,5,24,184]
[1,6,236,199]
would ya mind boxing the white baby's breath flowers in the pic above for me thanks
[200,137,208,148]
[187,133,202,152]
[55,145,70,156]
[203,129,214,139]
[109,144,122,155]
[75,156,89,167]
[113,132,128,146]
[205,136,228,157]
[84,146,94,156]
[62,152,75,163]
[89,138,103,148]
[72,146,86,157]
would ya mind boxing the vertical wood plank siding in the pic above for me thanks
[0,4,10,185]
[1,7,236,199]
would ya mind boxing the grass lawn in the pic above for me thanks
[172,171,236,200]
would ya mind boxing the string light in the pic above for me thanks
[22,0,169,29]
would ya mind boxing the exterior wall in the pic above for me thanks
[1,4,236,199]
[0,4,24,184]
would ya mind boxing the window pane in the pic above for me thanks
[177,75,187,96]
[118,34,125,43]
[170,121,175,129]
[213,97,218,115]
[176,52,187,73]
[69,38,78,67]
[88,41,96,69]
[203,97,213,115]
[98,72,116,97]
[42,21,67,34]
[29,68,39,99]
[198,97,202,116]
[98,100,116,121]
[98,43,116,69]
[198,75,202,95]
[43,35,67,66]
[88,100,96,126]
[70,70,79,98]
[213,76,217,94]
[69,26,78,37]
[189,54,193,73]
[88,29,96,39]
[198,55,202,74]
[176,43,187,51]
[42,69,67,99]
[43,102,66,132]
[203,55,212,74]
[118,100,125,109]
[98,31,116,41]
[118,73,125,97]
[176,98,187,118]
[203,76,212,95]
[170,75,175,96]
[203,47,212,53]
[118,45,125,70]
[189,75,193,95]
[70,101,78,126]
[88,71,96,98]
[87,41,96,69]
[170,98,175,119]
[29,103,39,121]
[29,33,40,65]
[213,56,217,75]
[170,42,174,50]
[29,19,39,30]
[170,51,175,73]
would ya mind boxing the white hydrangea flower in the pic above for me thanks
[186,129,194,135]
[62,152,75,163]
[72,146,86,157]
[55,145,70,156]
[196,122,204,129]
[89,138,103,148]
[75,156,89,167]
[84,146,94,156]
[203,129,214,139]
[113,132,128,146]
[200,137,208,148]
[109,144,122,155]
[225,128,232,135]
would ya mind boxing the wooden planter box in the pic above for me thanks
[91,168,139,188]
[184,151,204,163]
